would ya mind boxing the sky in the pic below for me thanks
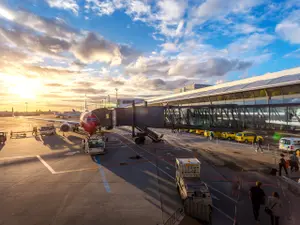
[0,0,300,111]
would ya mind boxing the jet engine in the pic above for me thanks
[60,123,71,132]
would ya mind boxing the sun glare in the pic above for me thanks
[6,76,42,99]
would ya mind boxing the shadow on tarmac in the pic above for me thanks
[87,135,183,222]
[34,135,41,141]
[0,143,5,151]
[40,135,78,150]
[66,135,82,144]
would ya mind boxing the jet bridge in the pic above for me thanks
[92,103,300,143]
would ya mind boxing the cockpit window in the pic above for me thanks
[87,117,97,122]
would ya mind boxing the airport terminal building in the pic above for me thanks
[147,67,300,106]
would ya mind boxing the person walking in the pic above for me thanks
[279,154,288,176]
[290,152,299,172]
[209,131,214,141]
[266,192,282,225]
[256,138,263,153]
[32,126,38,136]
[249,181,266,223]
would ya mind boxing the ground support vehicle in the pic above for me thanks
[39,124,56,136]
[279,137,300,156]
[175,158,212,224]
[82,135,107,155]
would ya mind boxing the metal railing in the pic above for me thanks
[163,207,185,225]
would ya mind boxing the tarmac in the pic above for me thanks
[0,117,299,225]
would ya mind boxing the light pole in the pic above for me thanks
[115,88,118,108]
[25,102,28,113]
[104,97,107,108]
[108,95,110,107]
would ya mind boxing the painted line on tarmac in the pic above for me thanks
[37,155,97,175]
[37,155,56,174]
[211,205,235,222]
[116,131,240,220]
[1,153,107,175]
[211,194,220,201]
[94,156,111,193]
[207,184,238,204]
[55,167,98,174]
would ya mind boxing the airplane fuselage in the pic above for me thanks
[79,111,98,135]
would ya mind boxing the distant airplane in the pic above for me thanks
[28,98,100,135]
[54,109,81,118]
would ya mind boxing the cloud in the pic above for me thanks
[87,95,112,102]
[157,0,186,23]
[119,44,141,64]
[276,10,300,44]
[41,93,69,99]
[284,48,300,58]
[86,0,116,16]
[161,42,177,52]
[149,78,166,89]
[187,0,264,33]
[168,58,253,77]
[143,78,184,91]
[108,79,125,86]
[228,33,275,54]
[126,56,170,76]
[85,0,186,38]
[246,53,273,63]
[125,0,152,21]
[0,3,78,39]
[45,83,65,87]
[233,23,264,34]
[46,0,79,15]
[0,44,28,63]
[86,0,151,21]
[126,74,190,92]
[71,88,106,95]
[61,99,86,103]
[75,81,95,87]
[193,0,263,22]
[71,60,87,68]
[25,65,79,76]
[71,32,123,65]
[0,26,71,56]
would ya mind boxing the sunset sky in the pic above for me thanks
[0,0,300,111]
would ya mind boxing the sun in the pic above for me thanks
[6,76,41,99]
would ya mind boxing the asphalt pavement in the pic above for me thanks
[0,117,180,225]
[1,118,299,225]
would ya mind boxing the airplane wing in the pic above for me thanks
[27,117,80,125]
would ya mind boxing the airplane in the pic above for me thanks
[28,99,99,135]
[54,109,81,118]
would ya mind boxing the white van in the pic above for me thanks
[39,124,56,136]
[279,137,300,155]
